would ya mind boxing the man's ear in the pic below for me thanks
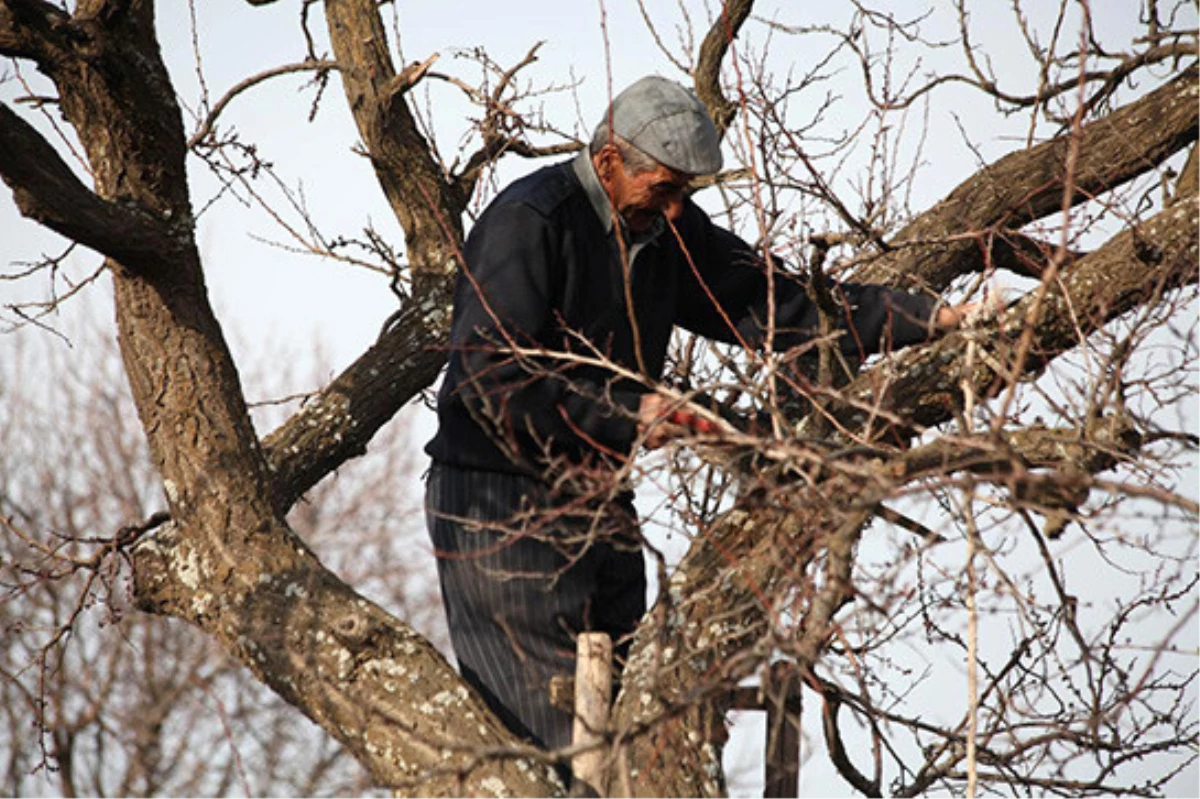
[593,144,623,186]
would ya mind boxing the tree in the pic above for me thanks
[1,1,1196,796]
[0,311,441,796]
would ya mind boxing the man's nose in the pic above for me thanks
[662,194,684,222]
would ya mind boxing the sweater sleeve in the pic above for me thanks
[443,201,641,466]
[673,204,938,357]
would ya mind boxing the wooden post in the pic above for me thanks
[763,663,802,798]
[572,632,613,796]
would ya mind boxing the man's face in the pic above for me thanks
[595,146,693,234]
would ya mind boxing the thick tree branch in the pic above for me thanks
[828,196,1198,440]
[257,63,1198,553]
[240,0,471,512]
[2,4,556,792]
[608,118,1197,798]
[75,0,134,20]
[131,521,562,797]
[857,65,1198,290]
[258,61,1200,516]
[609,501,801,797]
[262,4,573,509]
[0,103,188,273]
[261,290,452,512]
[0,0,69,61]
[606,413,1170,794]
[7,1,1192,793]
[1173,144,1198,201]
[323,0,464,283]
[261,1,761,508]
[895,415,1141,483]
[694,0,754,137]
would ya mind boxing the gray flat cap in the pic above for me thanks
[599,76,723,175]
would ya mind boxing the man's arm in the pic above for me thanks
[637,204,978,444]
[671,203,969,355]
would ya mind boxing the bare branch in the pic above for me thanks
[816,680,882,797]
[830,197,1199,439]
[454,137,582,196]
[858,65,1198,290]
[187,59,341,149]
[5,3,1195,795]
[802,2,1197,116]
[442,42,580,196]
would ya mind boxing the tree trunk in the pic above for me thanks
[0,3,559,794]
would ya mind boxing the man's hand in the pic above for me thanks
[638,394,687,449]
[638,393,726,449]
[936,288,1006,329]
[936,303,977,328]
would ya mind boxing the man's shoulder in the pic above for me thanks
[673,197,758,265]
[488,160,582,220]
[677,196,716,232]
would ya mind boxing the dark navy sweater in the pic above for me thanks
[425,157,936,478]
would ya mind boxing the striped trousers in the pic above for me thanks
[424,463,647,756]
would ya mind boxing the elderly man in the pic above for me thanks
[424,76,969,766]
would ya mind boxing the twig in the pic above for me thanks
[187,60,341,150]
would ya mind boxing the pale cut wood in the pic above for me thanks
[573,632,614,796]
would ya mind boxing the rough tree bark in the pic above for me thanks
[605,187,1197,794]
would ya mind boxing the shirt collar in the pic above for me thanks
[572,151,665,245]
